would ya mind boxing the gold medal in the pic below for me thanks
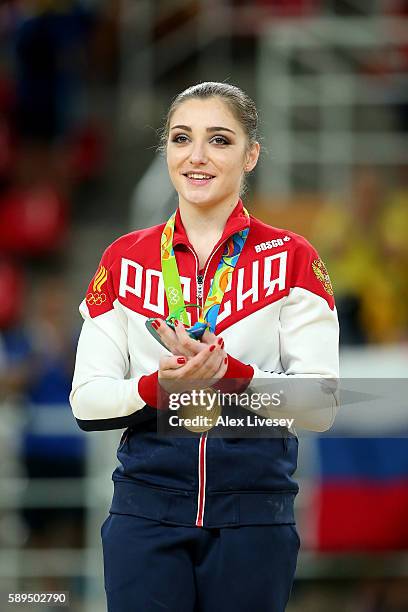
[177,388,222,433]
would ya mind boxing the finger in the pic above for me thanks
[173,319,205,356]
[202,333,225,352]
[195,346,225,380]
[158,355,191,396]
[159,354,187,372]
[201,328,216,344]
[201,329,225,351]
[154,319,199,358]
[152,318,179,352]
[175,349,226,393]
[181,343,224,380]
[208,353,229,383]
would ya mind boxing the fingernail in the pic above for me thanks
[174,319,178,326]
[151,321,158,330]
[177,357,186,364]
[217,338,223,345]
[221,341,224,349]
[224,357,228,364]
[209,345,215,352]
[154,319,161,327]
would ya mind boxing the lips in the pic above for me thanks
[183,172,215,186]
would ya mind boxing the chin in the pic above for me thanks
[182,190,218,208]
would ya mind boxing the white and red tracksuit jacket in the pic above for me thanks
[70,199,339,527]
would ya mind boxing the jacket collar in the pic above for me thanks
[172,199,250,248]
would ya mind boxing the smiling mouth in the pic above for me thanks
[183,172,215,181]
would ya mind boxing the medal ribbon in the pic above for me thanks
[161,207,250,333]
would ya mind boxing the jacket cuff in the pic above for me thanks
[138,371,171,410]
[138,371,159,408]
[212,354,254,394]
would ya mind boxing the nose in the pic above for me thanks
[190,141,208,165]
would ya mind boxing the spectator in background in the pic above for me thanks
[379,167,408,342]
[0,69,17,192]
[310,167,400,345]
[0,329,29,554]
[13,0,95,144]
[2,273,86,548]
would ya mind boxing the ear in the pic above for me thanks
[244,142,260,172]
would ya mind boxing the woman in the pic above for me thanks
[70,82,339,612]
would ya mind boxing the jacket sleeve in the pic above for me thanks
[217,240,340,432]
[69,245,157,432]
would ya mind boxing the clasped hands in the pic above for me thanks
[152,318,228,395]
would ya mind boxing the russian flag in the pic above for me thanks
[315,437,408,551]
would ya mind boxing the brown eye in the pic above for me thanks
[211,136,229,145]
[172,134,189,144]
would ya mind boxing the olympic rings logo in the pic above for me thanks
[168,287,179,305]
[86,292,107,306]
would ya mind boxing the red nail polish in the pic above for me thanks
[224,357,228,364]
[217,338,223,345]
[151,321,158,330]
[174,319,178,326]
[221,341,224,349]
[154,319,161,327]
[177,357,186,364]
[209,345,215,352]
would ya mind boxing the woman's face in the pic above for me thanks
[166,97,259,210]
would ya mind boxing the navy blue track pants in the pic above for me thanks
[101,513,300,612]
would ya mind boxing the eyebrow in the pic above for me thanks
[170,125,236,135]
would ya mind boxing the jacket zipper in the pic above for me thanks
[185,242,225,527]
[197,274,204,300]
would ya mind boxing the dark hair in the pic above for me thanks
[158,81,259,153]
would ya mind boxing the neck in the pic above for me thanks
[178,197,239,242]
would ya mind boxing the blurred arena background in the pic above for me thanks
[0,0,407,610]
